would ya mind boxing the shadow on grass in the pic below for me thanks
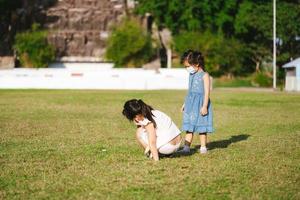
[206,134,250,150]
[169,134,250,158]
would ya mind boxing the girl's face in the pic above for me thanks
[184,60,199,70]
[134,114,144,123]
[183,60,190,68]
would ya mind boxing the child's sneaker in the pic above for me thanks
[199,146,208,154]
[177,145,191,154]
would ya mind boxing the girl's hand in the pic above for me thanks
[200,106,208,116]
[181,104,185,112]
[144,146,150,156]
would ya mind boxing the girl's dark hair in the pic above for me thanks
[187,51,205,70]
[180,49,193,64]
[122,99,157,128]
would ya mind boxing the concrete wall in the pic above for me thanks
[297,66,300,79]
[285,77,298,91]
[0,68,188,90]
[285,66,300,91]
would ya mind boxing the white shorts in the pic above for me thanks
[139,130,180,155]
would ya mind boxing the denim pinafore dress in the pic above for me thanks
[182,71,214,133]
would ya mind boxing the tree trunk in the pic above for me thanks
[255,61,260,72]
[123,0,129,18]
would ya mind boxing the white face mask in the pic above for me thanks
[186,66,197,74]
[136,118,150,126]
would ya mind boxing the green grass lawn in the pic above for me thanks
[0,89,299,199]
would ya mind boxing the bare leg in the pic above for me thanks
[178,132,193,153]
[199,133,207,147]
[185,132,193,145]
[199,133,208,154]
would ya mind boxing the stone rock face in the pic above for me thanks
[46,0,126,59]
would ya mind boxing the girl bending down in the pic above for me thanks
[122,99,181,161]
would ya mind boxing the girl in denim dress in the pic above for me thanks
[180,50,214,154]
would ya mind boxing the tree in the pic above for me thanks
[135,0,241,34]
[235,0,300,76]
[276,1,300,65]
[136,0,245,75]
[135,0,300,77]
[234,1,273,72]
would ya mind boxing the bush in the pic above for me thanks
[252,72,272,87]
[14,24,55,68]
[106,18,154,67]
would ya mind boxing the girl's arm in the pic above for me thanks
[201,73,210,115]
[145,123,159,161]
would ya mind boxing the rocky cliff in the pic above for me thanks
[46,0,127,59]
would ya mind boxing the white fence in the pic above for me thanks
[0,67,189,90]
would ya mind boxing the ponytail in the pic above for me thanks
[137,99,157,128]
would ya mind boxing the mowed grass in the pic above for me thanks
[0,89,299,200]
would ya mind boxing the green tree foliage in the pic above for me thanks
[106,19,154,67]
[14,24,55,68]
[235,0,300,79]
[276,1,300,64]
[173,31,245,76]
[173,31,222,74]
[235,1,272,72]
[136,0,300,77]
[135,0,240,35]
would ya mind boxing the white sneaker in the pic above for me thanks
[200,147,208,154]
